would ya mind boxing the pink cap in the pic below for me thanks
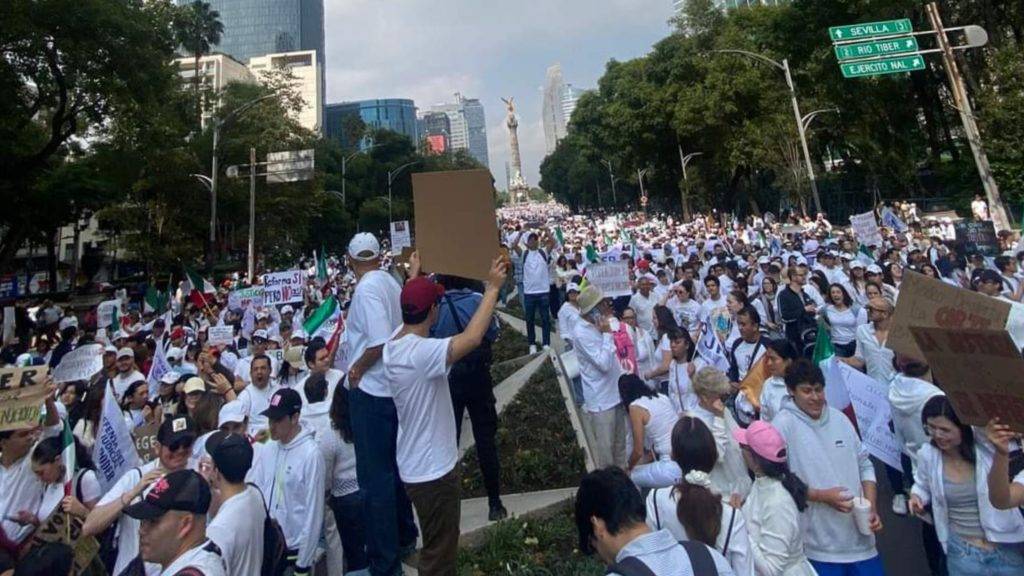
[732,420,787,463]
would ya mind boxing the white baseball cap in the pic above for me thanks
[280,305,294,315]
[866,264,883,274]
[849,261,865,270]
[218,400,248,427]
[116,347,134,360]
[348,233,381,261]
[165,347,184,362]
[58,316,78,331]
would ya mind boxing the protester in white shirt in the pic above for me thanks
[381,256,506,576]
[512,230,554,352]
[235,354,278,435]
[620,374,680,489]
[112,347,145,401]
[572,285,627,469]
[687,367,751,501]
[758,339,800,423]
[204,431,264,576]
[629,274,658,338]
[821,284,865,358]
[557,283,582,348]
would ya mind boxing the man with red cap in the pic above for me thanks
[382,255,508,576]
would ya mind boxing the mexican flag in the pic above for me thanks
[183,266,215,308]
[554,226,564,246]
[585,244,599,264]
[61,418,75,496]
[856,243,875,266]
[811,318,834,365]
[143,285,167,314]
[813,319,854,412]
[303,295,339,336]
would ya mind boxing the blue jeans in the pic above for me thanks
[946,532,1024,576]
[349,389,418,576]
[810,555,886,576]
[329,491,369,574]
[523,292,551,347]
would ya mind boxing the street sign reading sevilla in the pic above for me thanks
[841,55,926,78]
[834,36,919,61]
[829,19,913,42]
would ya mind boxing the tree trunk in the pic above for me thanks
[0,223,32,275]
[46,229,58,294]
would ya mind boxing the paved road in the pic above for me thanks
[871,459,936,575]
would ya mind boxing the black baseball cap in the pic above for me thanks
[260,388,302,420]
[124,469,211,520]
[205,431,253,479]
[157,415,198,449]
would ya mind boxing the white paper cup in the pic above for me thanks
[852,496,873,536]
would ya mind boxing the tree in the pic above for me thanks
[174,1,224,128]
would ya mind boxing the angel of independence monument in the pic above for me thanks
[502,97,530,204]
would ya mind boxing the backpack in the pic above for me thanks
[442,295,493,382]
[605,540,719,576]
[247,483,288,576]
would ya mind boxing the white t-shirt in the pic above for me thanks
[0,453,45,544]
[233,354,280,387]
[731,339,765,381]
[343,270,402,397]
[97,460,162,576]
[383,333,457,483]
[824,306,866,346]
[236,380,280,433]
[113,370,145,400]
[206,487,265,576]
[158,540,227,576]
[522,250,551,295]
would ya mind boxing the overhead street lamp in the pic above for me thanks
[638,168,651,212]
[341,143,380,208]
[387,160,420,223]
[204,92,278,269]
[601,159,618,207]
[677,150,702,222]
[712,49,823,215]
[802,108,839,132]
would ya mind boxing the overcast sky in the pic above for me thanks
[323,0,675,186]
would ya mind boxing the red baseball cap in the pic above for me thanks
[401,277,444,317]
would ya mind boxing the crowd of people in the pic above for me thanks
[1,197,1023,576]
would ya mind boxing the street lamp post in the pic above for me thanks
[713,50,823,215]
[341,144,380,208]
[387,161,420,223]
[601,159,618,207]
[637,168,650,213]
[677,149,702,222]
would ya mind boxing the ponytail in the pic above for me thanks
[676,471,723,547]
[755,453,809,512]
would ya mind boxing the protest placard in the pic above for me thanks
[586,261,632,297]
[208,325,235,346]
[96,299,120,329]
[910,326,1024,432]
[28,507,100,574]
[93,382,141,492]
[953,220,1000,257]
[52,344,104,384]
[133,422,161,462]
[849,211,883,247]
[413,169,500,281]
[228,286,265,310]
[888,271,1011,360]
[823,358,901,469]
[262,269,304,305]
[0,366,50,432]
[390,220,412,251]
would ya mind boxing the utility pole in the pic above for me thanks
[247,147,256,281]
[925,2,1009,231]
[601,159,617,207]
[783,58,822,216]
[678,149,702,223]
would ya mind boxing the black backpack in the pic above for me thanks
[247,483,288,576]
[443,295,493,381]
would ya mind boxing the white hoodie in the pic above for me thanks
[247,426,325,569]
[887,374,943,467]
[773,399,878,564]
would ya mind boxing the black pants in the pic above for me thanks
[548,284,561,318]
[450,370,502,505]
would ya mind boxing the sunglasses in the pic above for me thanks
[164,437,195,452]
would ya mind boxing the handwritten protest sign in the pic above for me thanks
[953,220,999,257]
[228,286,265,310]
[262,269,304,305]
[586,261,632,298]
[133,422,161,462]
[390,220,412,251]
[413,169,500,281]
[96,299,120,329]
[52,344,104,384]
[849,211,883,247]
[0,366,50,432]
[208,325,234,346]
[826,358,901,469]
[28,508,100,574]
[910,326,1024,432]
[888,271,1011,360]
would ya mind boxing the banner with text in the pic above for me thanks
[207,325,235,347]
[93,382,142,492]
[586,261,632,298]
[262,269,304,306]
[0,366,50,432]
[390,220,412,252]
[849,211,883,247]
[52,344,104,384]
[228,286,265,311]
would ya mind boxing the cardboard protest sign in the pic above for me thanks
[52,344,104,384]
[28,507,100,574]
[0,366,50,432]
[132,422,161,462]
[228,286,265,310]
[910,326,1024,432]
[262,269,304,305]
[953,220,999,257]
[413,169,500,281]
[586,261,632,298]
[390,220,412,252]
[849,211,883,247]
[208,325,235,346]
[888,271,1011,360]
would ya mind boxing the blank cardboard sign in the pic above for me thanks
[413,169,500,281]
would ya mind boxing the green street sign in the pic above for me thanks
[829,19,913,42]
[835,37,918,61]
[841,55,925,78]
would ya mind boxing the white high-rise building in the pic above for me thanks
[427,93,489,167]
[174,53,255,128]
[561,84,584,125]
[542,64,568,154]
[674,0,781,14]
[248,50,323,132]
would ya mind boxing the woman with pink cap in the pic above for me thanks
[734,420,817,576]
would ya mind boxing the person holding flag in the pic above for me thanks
[29,429,101,524]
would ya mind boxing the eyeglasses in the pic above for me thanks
[621,315,636,320]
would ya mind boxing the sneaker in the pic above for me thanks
[891,493,908,516]
[529,344,538,354]
[488,503,509,522]
[542,344,550,351]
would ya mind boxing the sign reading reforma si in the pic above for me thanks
[835,36,919,61]
[829,19,913,42]
[841,55,925,78]
[262,269,304,305]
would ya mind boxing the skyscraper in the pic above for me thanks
[561,84,584,124]
[324,99,418,149]
[542,64,568,154]
[427,94,489,167]
[673,0,781,14]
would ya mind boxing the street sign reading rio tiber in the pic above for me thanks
[829,19,913,42]
[835,37,919,61]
